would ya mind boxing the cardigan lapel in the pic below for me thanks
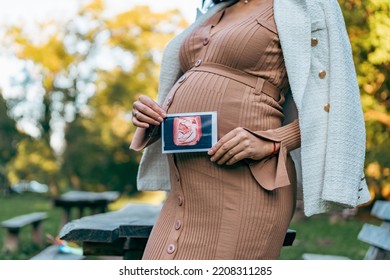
[274,0,311,109]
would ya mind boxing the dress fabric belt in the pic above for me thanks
[188,62,282,101]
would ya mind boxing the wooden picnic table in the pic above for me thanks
[59,203,296,260]
[59,203,161,259]
[53,191,120,228]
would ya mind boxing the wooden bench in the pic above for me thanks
[1,212,48,253]
[59,203,296,259]
[53,191,120,229]
[303,200,390,260]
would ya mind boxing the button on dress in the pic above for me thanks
[142,0,301,260]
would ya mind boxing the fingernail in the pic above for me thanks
[208,149,213,155]
[161,113,167,118]
[210,157,215,162]
[158,117,164,122]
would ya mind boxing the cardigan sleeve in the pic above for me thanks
[244,119,301,191]
[130,125,161,152]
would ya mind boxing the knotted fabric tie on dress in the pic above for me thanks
[243,129,291,190]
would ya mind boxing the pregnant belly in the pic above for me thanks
[167,71,284,137]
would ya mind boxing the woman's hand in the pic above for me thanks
[132,95,166,128]
[207,127,279,165]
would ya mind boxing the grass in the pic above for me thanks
[280,214,375,260]
[0,192,63,260]
[0,191,380,260]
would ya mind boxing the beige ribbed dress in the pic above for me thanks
[142,0,301,260]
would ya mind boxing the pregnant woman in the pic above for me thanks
[130,0,370,259]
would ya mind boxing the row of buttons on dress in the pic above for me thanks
[163,71,188,110]
[203,36,210,46]
[312,36,330,113]
[166,194,183,255]
[163,37,207,111]
[168,58,203,111]
[164,33,209,257]
[163,47,197,255]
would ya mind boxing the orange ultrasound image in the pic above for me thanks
[173,116,202,146]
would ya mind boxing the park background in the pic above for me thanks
[0,0,388,260]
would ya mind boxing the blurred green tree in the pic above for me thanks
[2,0,186,193]
[0,93,22,191]
[7,138,59,189]
[339,0,390,201]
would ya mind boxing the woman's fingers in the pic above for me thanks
[133,103,161,125]
[138,95,166,118]
[131,113,151,128]
[208,130,235,157]
[133,100,164,123]
[216,143,246,165]
[209,128,246,164]
[208,127,270,165]
[132,95,166,127]
[225,150,248,165]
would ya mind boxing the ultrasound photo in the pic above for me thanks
[162,112,217,153]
